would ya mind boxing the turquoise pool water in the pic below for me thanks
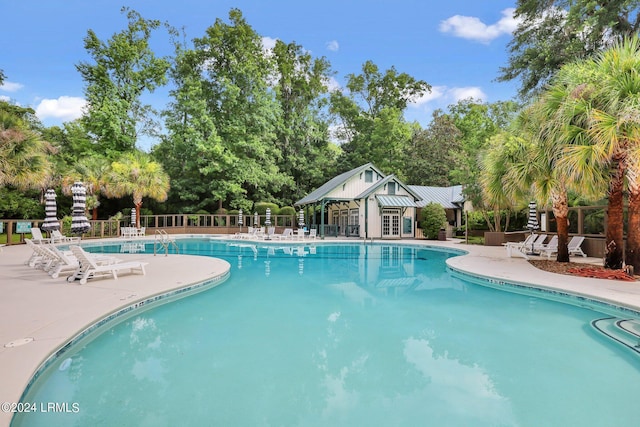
[14,240,640,426]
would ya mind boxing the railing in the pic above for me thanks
[0,219,121,246]
[154,229,179,256]
[0,215,298,245]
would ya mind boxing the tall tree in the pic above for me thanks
[449,99,520,231]
[551,37,640,270]
[405,110,461,186]
[499,0,640,99]
[523,52,626,268]
[330,60,430,175]
[155,43,232,213]
[105,151,170,227]
[271,40,336,204]
[77,7,170,156]
[193,9,290,207]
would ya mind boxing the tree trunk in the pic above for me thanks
[92,207,98,220]
[555,216,570,262]
[135,203,142,229]
[626,187,640,272]
[605,160,625,269]
[552,187,570,263]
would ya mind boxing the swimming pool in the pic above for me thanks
[13,239,640,426]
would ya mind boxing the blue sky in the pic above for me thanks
[1,0,519,146]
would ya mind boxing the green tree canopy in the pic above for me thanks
[105,151,170,227]
[330,60,430,176]
[499,0,640,99]
[77,7,170,155]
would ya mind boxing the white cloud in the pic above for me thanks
[439,8,519,44]
[449,86,487,102]
[35,96,86,121]
[409,86,446,107]
[261,36,278,51]
[0,95,10,102]
[409,85,485,109]
[324,76,341,92]
[0,81,24,92]
[326,40,339,52]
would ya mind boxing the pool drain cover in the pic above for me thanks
[4,337,34,348]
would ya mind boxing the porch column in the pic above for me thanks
[321,200,326,239]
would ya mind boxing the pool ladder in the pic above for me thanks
[154,229,179,256]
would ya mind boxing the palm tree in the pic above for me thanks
[0,110,53,190]
[552,37,640,270]
[62,157,111,219]
[483,106,578,263]
[585,37,640,271]
[105,151,170,227]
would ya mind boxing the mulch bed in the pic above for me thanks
[528,260,637,282]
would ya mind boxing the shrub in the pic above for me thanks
[420,202,446,240]
[279,206,296,216]
[253,202,279,215]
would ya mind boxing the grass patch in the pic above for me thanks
[452,235,484,245]
[0,233,30,244]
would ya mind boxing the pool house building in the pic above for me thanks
[295,163,422,239]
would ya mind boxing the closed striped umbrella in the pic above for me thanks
[254,212,259,227]
[298,208,305,228]
[526,201,539,254]
[40,189,60,233]
[265,208,271,226]
[527,201,539,231]
[70,182,90,235]
[130,207,137,227]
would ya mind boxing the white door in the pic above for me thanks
[382,209,400,237]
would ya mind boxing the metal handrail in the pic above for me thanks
[153,230,179,256]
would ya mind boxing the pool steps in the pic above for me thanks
[591,317,640,355]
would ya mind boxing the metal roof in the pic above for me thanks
[376,195,417,208]
[295,163,382,206]
[354,175,422,201]
[408,185,464,209]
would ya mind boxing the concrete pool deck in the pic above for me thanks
[1,236,640,426]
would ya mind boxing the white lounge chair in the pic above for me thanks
[536,235,557,251]
[568,236,587,257]
[540,236,587,259]
[51,230,80,243]
[30,227,50,244]
[68,245,146,285]
[504,234,536,259]
[262,227,276,240]
[274,228,293,240]
[308,229,317,240]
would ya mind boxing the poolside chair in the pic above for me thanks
[68,245,146,285]
[536,235,557,251]
[262,227,276,240]
[540,236,587,259]
[30,227,50,244]
[531,234,548,251]
[25,240,55,269]
[504,234,536,259]
[295,228,306,240]
[568,236,587,257]
[51,230,80,243]
[25,238,47,267]
[121,227,132,238]
[308,229,317,240]
[274,228,293,240]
